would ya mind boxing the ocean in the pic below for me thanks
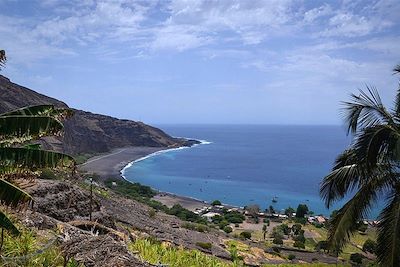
[122,125,375,217]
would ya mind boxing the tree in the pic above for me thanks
[273,235,283,245]
[315,240,328,252]
[211,200,221,206]
[268,205,275,214]
[262,224,267,240]
[291,223,302,236]
[320,64,400,266]
[295,204,309,218]
[0,104,75,249]
[284,206,295,217]
[239,231,251,239]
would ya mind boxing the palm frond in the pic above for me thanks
[343,86,394,134]
[0,116,63,143]
[326,174,387,253]
[0,179,32,207]
[394,64,400,75]
[376,185,400,267]
[0,147,75,170]
[0,211,19,236]
[353,124,400,167]
[0,50,6,70]
[320,150,361,208]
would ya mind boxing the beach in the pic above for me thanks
[78,146,210,211]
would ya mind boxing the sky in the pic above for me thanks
[0,0,399,125]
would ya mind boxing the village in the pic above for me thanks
[187,199,378,264]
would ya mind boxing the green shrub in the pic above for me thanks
[219,220,229,229]
[148,208,156,218]
[196,242,212,250]
[39,169,58,180]
[350,253,364,264]
[239,231,251,239]
[288,254,296,260]
[294,217,307,225]
[273,236,283,245]
[223,226,232,233]
[293,240,305,249]
[211,200,221,206]
[182,222,209,233]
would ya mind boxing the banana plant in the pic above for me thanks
[0,104,75,248]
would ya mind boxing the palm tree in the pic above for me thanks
[320,64,400,266]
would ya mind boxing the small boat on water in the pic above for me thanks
[272,196,278,203]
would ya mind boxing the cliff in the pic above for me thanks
[0,75,194,155]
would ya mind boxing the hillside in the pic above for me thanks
[0,75,193,155]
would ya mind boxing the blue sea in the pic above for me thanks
[122,125,379,217]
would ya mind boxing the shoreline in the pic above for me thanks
[79,142,212,211]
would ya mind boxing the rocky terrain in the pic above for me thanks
[21,179,231,266]
[0,75,195,155]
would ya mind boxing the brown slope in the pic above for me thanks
[0,75,194,155]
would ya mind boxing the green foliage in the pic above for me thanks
[239,231,251,239]
[293,240,305,249]
[218,220,229,229]
[284,207,295,216]
[291,224,302,235]
[211,200,221,206]
[105,179,155,199]
[130,238,238,267]
[315,240,328,252]
[148,208,156,218]
[362,239,376,254]
[212,210,244,225]
[181,222,209,233]
[320,71,400,266]
[0,228,65,267]
[295,204,309,218]
[288,254,296,260]
[167,204,206,224]
[0,105,74,239]
[350,253,364,264]
[39,169,58,180]
[223,226,232,233]
[195,242,212,250]
[273,236,283,245]
[293,232,305,244]
[294,217,307,225]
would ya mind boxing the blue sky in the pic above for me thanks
[1,0,399,124]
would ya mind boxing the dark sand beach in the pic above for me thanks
[79,146,164,179]
[78,146,210,211]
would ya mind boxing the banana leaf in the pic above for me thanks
[0,116,63,142]
[0,211,19,236]
[0,179,32,208]
[0,105,55,117]
[0,147,75,169]
[0,105,74,120]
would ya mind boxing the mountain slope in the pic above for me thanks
[0,75,192,154]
